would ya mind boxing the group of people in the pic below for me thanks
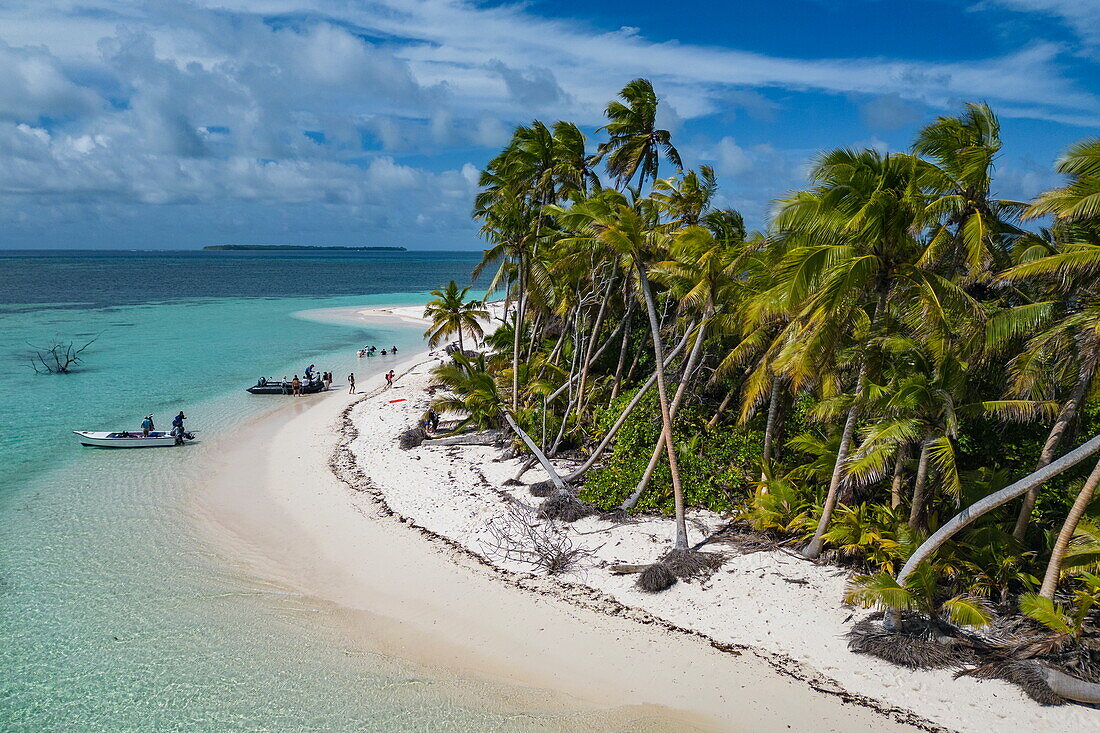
[346,369,397,394]
[357,345,399,358]
[133,411,189,444]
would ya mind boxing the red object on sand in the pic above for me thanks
[389,398,406,403]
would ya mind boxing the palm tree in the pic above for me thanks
[913,102,1025,279]
[994,229,1100,540]
[597,78,682,191]
[620,213,750,510]
[1028,139,1100,223]
[773,148,977,558]
[424,281,489,354]
[552,189,691,549]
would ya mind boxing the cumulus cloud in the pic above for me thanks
[0,0,1095,247]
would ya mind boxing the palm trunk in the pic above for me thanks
[760,376,784,478]
[543,311,631,405]
[707,391,735,428]
[897,432,1100,587]
[1040,456,1100,599]
[501,410,564,489]
[803,363,867,559]
[908,435,934,531]
[635,258,688,550]
[457,326,464,354]
[621,315,709,511]
[576,275,615,417]
[1013,358,1094,540]
[610,300,635,401]
[512,259,526,412]
[565,321,696,484]
[890,444,909,509]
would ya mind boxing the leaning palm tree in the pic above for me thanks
[597,78,682,191]
[773,148,978,558]
[424,281,489,354]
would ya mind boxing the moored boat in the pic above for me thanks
[73,430,196,448]
[246,378,326,394]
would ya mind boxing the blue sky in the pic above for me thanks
[0,0,1097,250]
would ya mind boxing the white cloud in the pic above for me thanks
[0,0,1095,247]
[985,0,1100,56]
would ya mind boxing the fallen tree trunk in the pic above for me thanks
[896,433,1100,587]
[502,410,566,489]
[1041,665,1100,704]
[424,430,506,446]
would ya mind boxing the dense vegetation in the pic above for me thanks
[425,78,1100,700]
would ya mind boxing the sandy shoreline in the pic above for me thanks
[191,303,1095,732]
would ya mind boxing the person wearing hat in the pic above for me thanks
[141,414,154,437]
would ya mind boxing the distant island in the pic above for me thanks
[202,245,407,252]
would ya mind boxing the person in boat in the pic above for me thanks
[172,411,186,433]
[141,414,154,437]
[347,372,356,394]
[291,375,301,396]
[305,364,315,380]
[258,376,267,386]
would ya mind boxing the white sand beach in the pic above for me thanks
[191,304,1096,732]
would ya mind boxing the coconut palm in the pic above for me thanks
[551,189,691,549]
[772,148,977,557]
[913,102,1025,278]
[597,78,682,191]
[424,281,488,354]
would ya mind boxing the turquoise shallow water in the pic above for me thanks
[0,252,621,731]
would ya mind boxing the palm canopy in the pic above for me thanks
[597,78,682,191]
[423,281,489,353]
[913,102,1026,277]
[1027,138,1100,223]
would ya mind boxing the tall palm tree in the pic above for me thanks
[773,148,977,558]
[552,189,691,549]
[424,281,489,354]
[620,217,749,510]
[598,78,682,191]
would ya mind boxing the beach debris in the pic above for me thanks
[482,501,590,575]
[528,480,556,497]
[398,426,427,450]
[633,548,725,593]
[537,491,596,523]
[636,562,677,592]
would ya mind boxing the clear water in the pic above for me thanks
[0,251,617,730]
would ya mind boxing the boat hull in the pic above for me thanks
[73,431,191,448]
[246,381,326,395]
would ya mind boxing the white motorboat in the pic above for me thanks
[73,430,195,448]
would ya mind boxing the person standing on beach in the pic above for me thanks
[291,375,301,396]
[348,372,356,394]
[384,370,394,389]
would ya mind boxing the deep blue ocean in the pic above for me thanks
[0,250,607,731]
